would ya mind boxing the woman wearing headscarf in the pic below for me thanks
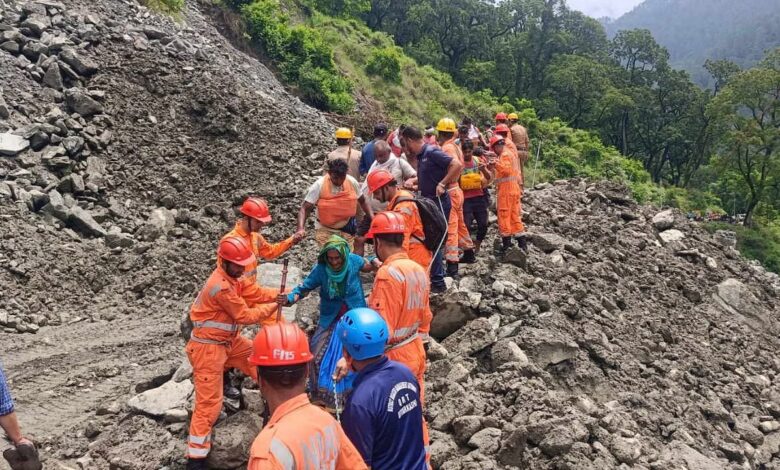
[277,235,377,409]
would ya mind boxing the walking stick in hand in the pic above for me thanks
[277,258,289,322]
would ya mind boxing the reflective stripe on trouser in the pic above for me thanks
[385,336,430,465]
[445,187,474,262]
[314,227,354,251]
[497,185,524,238]
[185,336,258,459]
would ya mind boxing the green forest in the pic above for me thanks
[209,0,780,272]
[605,0,780,88]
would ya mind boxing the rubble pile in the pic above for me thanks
[425,180,780,469]
[1,0,779,469]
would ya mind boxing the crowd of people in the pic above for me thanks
[182,112,531,469]
[180,113,531,469]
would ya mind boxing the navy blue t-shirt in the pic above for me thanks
[360,140,377,175]
[341,357,426,470]
[416,143,453,198]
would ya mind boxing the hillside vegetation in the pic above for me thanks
[218,0,780,273]
[605,0,780,87]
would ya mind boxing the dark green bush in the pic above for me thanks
[366,47,402,83]
[239,0,354,113]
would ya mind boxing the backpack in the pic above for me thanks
[392,195,448,252]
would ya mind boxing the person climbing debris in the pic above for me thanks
[366,169,435,271]
[217,197,304,406]
[489,136,526,252]
[460,140,493,254]
[437,117,476,276]
[1,362,41,470]
[325,127,361,181]
[246,322,367,470]
[298,158,374,251]
[335,308,427,470]
[185,236,282,468]
[400,126,462,293]
[277,235,378,411]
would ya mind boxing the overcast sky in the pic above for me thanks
[566,0,645,19]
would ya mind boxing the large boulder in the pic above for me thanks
[89,415,180,469]
[207,411,262,469]
[441,316,498,356]
[0,133,30,156]
[659,229,685,245]
[68,206,106,237]
[714,279,773,331]
[59,47,99,76]
[652,209,675,230]
[528,232,567,253]
[515,329,580,368]
[65,88,103,117]
[430,290,480,339]
[127,379,193,417]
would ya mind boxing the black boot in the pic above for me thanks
[516,235,528,251]
[446,262,459,279]
[461,249,476,264]
[502,237,512,251]
[187,458,209,470]
[223,371,241,401]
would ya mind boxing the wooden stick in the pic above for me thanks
[276,259,289,322]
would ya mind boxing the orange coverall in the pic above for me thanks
[440,137,474,262]
[366,252,432,458]
[186,267,279,460]
[248,393,367,470]
[495,148,524,237]
[388,189,433,270]
[218,222,294,306]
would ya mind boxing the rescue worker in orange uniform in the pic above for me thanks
[489,136,526,252]
[186,237,282,469]
[508,112,531,169]
[298,158,374,251]
[366,170,432,271]
[494,123,519,160]
[219,197,304,306]
[437,117,475,278]
[336,212,433,462]
[247,322,367,470]
[495,111,509,127]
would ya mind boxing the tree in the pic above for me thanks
[709,48,780,226]
[704,59,741,95]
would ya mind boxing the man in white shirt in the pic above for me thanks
[298,159,374,250]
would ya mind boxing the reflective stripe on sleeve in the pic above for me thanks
[270,438,296,470]
[188,434,211,445]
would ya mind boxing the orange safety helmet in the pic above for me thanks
[248,322,313,366]
[240,197,272,223]
[218,236,254,266]
[365,211,406,239]
[495,123,510,134]
[366,169,395,194]
[489,135,505,149]
[495,112,508,121]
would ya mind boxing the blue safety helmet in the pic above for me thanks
[336,308,389,360]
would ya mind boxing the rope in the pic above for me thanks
[333,378,341,422]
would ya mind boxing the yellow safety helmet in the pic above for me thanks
[436,118,457,133]
[508,112,518,120]
[335,127,352,140]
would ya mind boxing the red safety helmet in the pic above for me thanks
[495,123,510,134]
[495,112,508,121]
[240,197,272,223]
[249,322,313,366]
[365,211,406,239]
[366,170,395,194]
[218,236,254,266]
[489,135,505,149]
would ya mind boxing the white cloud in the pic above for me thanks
[566,0,644,19]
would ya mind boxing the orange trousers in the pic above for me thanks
[497,185,524,237]
[386,337,430,462]
[445,187,474,262]
[185,336,257,459]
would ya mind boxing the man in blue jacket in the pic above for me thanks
[335,308,427,470]
[360,123,389,177]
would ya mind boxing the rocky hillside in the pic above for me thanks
[1,0,780,469]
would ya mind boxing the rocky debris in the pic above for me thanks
[429,289,480,339]
[0,132,29,155]
[64,88,103,117]
[58,47,98,76]
[528,232,567,253]
[207,411,262,469]
[658,228,685,245]
[127,379,193,417]
[714,278,772,331]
